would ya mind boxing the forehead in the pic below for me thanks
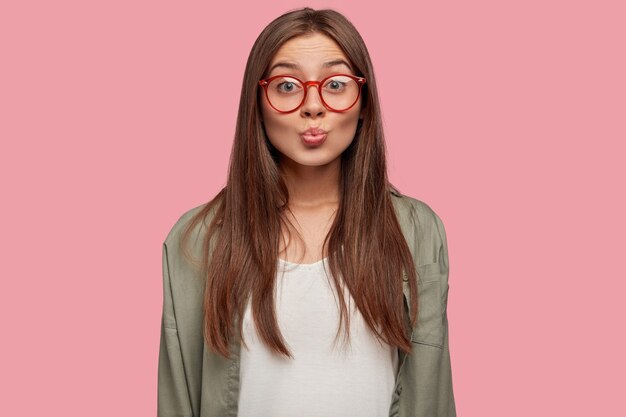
[267,33,354,75]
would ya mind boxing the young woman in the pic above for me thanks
[158,7,456,417]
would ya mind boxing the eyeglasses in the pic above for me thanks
[258,73,366,113]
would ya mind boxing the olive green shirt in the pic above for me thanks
[158,188,457,416]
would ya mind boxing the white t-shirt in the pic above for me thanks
[238,257,399,417]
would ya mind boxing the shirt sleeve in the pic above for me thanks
[157,242,194,417]
[433,212,457,415]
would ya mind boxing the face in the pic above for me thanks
[259,32,364,169]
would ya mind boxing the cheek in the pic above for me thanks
[334,109,361,140]
[262,111,292,144]
[261,110,297,154]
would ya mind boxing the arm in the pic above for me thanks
[391,199,457,416]
[157,242,193,417]
[433,212,456,415]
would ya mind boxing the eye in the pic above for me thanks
[278,81,295,92]
[329,80,343,89]
[273,77,302,94]
[323,76,349,93]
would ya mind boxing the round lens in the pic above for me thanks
[320,75,360,111]
[266,76,304,112]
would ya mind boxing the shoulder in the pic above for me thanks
[163,193,223,262]
[388,185,446,233]
[163,202,210,247]
[388,185,447,265]
[161,198,223,294]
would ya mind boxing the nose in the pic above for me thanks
[300,84,325,117]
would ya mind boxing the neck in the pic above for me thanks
[279,157,341,208]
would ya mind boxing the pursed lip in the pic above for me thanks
[301,127,327,135]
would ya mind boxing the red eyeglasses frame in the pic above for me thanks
[258,73,367,114]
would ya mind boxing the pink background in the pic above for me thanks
[2,0,624,415]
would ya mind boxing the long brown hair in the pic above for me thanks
[180,7,419,359]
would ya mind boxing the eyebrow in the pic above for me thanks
[267,59,353,75]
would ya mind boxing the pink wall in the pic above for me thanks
[1,0,624,415]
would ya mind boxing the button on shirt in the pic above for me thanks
[237,257,400,417]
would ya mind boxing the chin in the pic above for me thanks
[279,151,339,167]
